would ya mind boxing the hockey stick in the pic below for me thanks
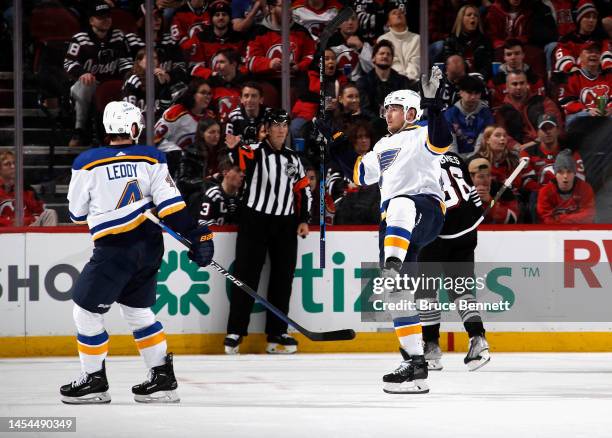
[315,7,355,269]
[144,210,356,342]
[438,157,529,239]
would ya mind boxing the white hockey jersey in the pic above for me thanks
[353,124,449,213]
[68,145,186,241]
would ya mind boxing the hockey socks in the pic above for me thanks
[393,315,424,356]
[133,321,167,369]
[77,331,109,374]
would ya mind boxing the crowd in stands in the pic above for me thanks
[1,0,610,227]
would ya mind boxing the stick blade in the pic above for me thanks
[318,7,355,50]
[306,329,356,342]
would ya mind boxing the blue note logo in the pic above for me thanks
[378,148,400,172]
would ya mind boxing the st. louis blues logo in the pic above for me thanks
[378,148,401,172]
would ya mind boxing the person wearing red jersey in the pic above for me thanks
[181,0,246,68]
[170,0,211,46]
[536,149,596,223]
[558,42,612,126]
[488,39,546,108]
[553,0,612,74]
[245,0,316,80]
[469,157,520,224]
[520,113,585,193]
[0,151,58,227]
[484,0,533,51]
[291,0,343,41]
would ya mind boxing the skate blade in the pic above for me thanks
[224,346,240,355]
[61,392,111,404]
[383,380,429,394]
[266,343,297,354]
[134,390,180,403]
[426,359,444,371]
[466,350,491,371]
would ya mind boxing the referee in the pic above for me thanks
[224,109,311,354]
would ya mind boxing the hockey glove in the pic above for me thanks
[420,65,445,113]
[186,226,214,267]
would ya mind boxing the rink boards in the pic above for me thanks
[0,226,611,356]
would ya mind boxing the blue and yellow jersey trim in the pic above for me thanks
[72,145,166,171]
[69,211,88,224]
[89,201,155,241]
[81,155,158,171]
[157,196,186,218]
[425,135,451,155]
[353,156,366,186]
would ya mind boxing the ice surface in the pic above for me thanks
[1,353,612,438]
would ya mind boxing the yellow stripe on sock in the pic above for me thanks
[384,236,409,250]
[135,331,166,350]
[77,341,109,355]
[395,325,422,338]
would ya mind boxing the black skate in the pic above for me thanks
[464,335,490,371]
[60,361,111,404]
[266,333,298,354]
[224,334,243,355]
[424,341,443,371]
[132,353,180,403]
[383,349,429,394]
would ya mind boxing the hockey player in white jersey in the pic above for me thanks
[61,101,214,404]
[322,66,452,394]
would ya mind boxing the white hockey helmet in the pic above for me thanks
[382,89,423,122]
[103,101,144,140]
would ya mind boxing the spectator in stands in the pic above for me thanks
[439,54,469,110]
[487,38,546,108]
[353,0,386,43]
[473,125,522,188]
[554,0,612,74]
[181,0,246,68]
[64,1,133,147]
[232,0,267,34]
[194,48,247,124]
[0,151,58,227]
[327,9,374,82]
[125,2,187,94]
[536,149,595,223]
[377,7,421,81]
[520,113,585,193]
[444,75,494,157]
[494,70,564,143]
[327,83,373,134]
[326,121,380,225]
[485,0,533,51]
[558,42,612,126]
[154,77,215,175]
[291,48,348,138]
[245,0,315,83]
[225,82,270,145]
[291,0,343,41]
[428,0,481,64]
[175,118,227,208]
[469,156,520,223]
[442,4,493,80]
[197,157,244,225]
[357,40,415,132]
[122,48,173,118]
[170,0,211,46]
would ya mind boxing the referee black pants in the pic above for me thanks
[227,208,298,336]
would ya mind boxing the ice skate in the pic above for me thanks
[464,335,490,371]
[60,360,111,404]
[424,341,443,371]
[224,334,243,355]
[266,333,298,354]
[132,353,180,403]
[383,349,429,394]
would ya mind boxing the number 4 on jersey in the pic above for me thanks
[116,180,143,208]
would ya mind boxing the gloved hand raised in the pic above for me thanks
[186,226,214,267]
[420,65,445,112]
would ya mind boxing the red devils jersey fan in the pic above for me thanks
[170,0,211,46]
[245,0,315,78]
[291,0,344,40]
[181,0,246,67]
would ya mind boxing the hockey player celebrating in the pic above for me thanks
[61,101,214,404]
[323,66,452,394]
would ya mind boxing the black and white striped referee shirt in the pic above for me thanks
[231,140,312,222]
